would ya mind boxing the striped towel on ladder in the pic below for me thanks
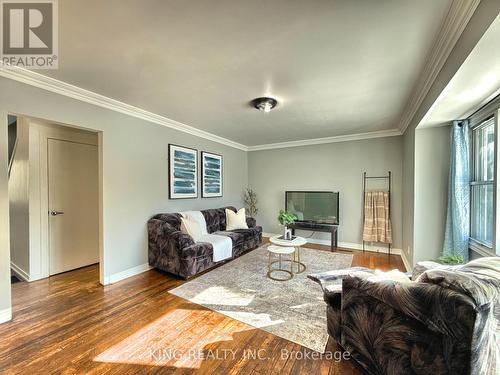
[363,191,392,244]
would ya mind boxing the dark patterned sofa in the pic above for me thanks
[309,257,500,375]
[148,206,262,279]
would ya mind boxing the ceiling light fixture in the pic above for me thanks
[252,97,278,113]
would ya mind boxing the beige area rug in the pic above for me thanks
[169,245,353,353]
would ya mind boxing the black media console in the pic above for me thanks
[288,222,338,251]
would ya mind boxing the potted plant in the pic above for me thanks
[278,210,298,240]
[243,188,258,217]
[438,254,465,265]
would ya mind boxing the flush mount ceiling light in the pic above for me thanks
[251,97,278,113]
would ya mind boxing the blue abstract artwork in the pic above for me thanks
[169,144,198,199]
[202,152,223,197]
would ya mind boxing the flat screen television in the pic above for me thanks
[285,191,339,225]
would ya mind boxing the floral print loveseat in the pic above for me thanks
[309,257,500,375]
[148,206,262,279]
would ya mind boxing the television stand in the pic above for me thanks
[288,222,338,251]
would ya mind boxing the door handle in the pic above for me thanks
[50,211,65,216]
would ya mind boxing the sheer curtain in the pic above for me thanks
[443,120,470,261]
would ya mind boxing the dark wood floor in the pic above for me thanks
[0,240,405,374]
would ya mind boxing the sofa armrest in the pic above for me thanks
[412,260,445,280]
[168,229,196,251]
[308,267,373,308]
[148,218,195,253]
[246,216,257,228]
[308,267,372,285]
[342,276,477,338]
[322,284,343,308]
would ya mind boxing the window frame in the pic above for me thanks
[468,98,500,257]
[469,118,495,252]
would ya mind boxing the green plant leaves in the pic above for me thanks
[438,254,465,264]
[278,210,298,226]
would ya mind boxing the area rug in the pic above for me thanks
[169,245,353,353]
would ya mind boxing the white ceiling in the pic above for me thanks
[420,14,500,129]
[42,0,453,146]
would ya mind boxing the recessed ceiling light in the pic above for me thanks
[251,97,278,113]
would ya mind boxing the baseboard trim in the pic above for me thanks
[400,251,413,273]
[0,308,12,324]
[103,263,152,285]
[10,262,30,282]
[262,232,402,255]
[338,241,401,255]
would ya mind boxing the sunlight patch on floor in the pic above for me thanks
[289,303,316,309]
[190,286,255,306]
[93,307,253,369]
[219,310,285,328]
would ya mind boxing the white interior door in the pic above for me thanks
[48,139,99,275]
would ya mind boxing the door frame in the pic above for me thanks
[45,134,100,277]
[0,111,12,323]
[10,115,105,284]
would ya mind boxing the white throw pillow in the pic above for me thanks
[180,217,203,242]
[225,208,248,231]
[181,211,208,235]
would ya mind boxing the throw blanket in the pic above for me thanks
[362,191,392,244]
[180,211,232,262]
[199,234,232,262]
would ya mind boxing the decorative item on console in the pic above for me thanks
[278,210,298,240]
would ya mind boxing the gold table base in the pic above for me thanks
[267,246,306,281]
[293,246,306,274]
[267,252,294,281]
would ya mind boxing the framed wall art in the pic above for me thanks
[201,151,223,198]
[169,144,198,199]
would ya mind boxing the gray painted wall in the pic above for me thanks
[402,128,415,262]
[248,137,403,249]
[0,78,248,291]
[401,0,500,269]
[414,126,450,263]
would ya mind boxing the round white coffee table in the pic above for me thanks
[267,245,295,281]
[269,235,307,273]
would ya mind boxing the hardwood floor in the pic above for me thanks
[0,240,405,374]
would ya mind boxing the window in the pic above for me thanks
[470,117,495,249]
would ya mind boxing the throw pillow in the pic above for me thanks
[180,217,203,242]
[226,208,248,230]
[181,211,208,235]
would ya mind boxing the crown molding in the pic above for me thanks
[0,64,249,151]
[0,65,403,152]
[247,128,402,151]
[398,0,480,134]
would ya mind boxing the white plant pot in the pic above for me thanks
[283,226,292,240]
